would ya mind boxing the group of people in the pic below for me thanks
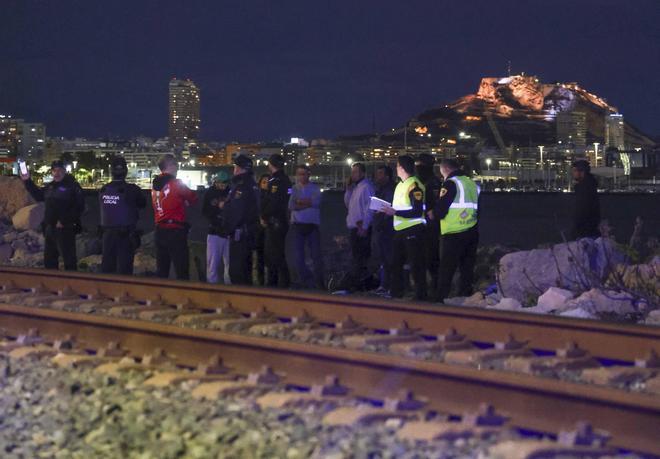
[18,152,600,303]
[342,154,479,302]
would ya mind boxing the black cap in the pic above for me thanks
[234,154,253,170]
[51,160,65,170]
[110,157,128,179]
[416,153,435,167]
[267,153,285,169]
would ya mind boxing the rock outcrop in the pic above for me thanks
[12,204,45,231]
[498,238,626,303]
[0,176,35,221]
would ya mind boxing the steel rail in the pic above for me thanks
[0,303,658,454]
[1,267,658,362]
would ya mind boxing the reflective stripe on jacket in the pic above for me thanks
[440,176,479,235]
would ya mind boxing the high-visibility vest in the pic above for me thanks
[392,176,426,231]
[440,176,479,235]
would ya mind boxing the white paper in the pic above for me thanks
[369,196,392,212]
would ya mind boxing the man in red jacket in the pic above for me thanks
[151,154,198,279]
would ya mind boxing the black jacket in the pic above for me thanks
[99,180,146,228]
[202,185,230,236]
[421,173,442,226]
[573,173,601,239]
[222,173,260,236]
[24,174,85,229]
[260,169,292,226]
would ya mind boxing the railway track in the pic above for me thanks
[0,266,658,455]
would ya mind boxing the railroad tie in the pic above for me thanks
[322,389,426,427]
[397,403,508,441]
[389,327,474,356]
[444,334,531,365]
[343,321,424,350]
[504,342,601,374]
[191,365,282,400]
[256,375,349,409]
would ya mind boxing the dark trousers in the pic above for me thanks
[155,227,189,280]
[436,226,479,302]
[291,223,325,289]
[254,227,265,286]
[230,237,252,285]
[348,227,372,291]
[374,228,394,290]
[390,225,427,300]
[424,221,440,292]
[44,226,77,270]
[265,224,290,288]
[101,228,135,275]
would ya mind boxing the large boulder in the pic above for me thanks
[12,203,44,231]
[498,238,626,302]
[0,176,35,221]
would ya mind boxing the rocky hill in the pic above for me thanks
[365,74,655,148]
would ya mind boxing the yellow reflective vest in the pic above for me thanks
[392,176,426,231]
[440,175,479,235]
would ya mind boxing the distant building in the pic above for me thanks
[605,113,625,151]
[0,115,20,160]
[168,78,200,148]
[556,111,587,147]
[17,122,46,160]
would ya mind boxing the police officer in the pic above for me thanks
[99,157,146,275]
[433,159,480,303]
[20,159,85,270]
[416,153,443,294]
[151,154,199,280]
[379,155,427,300]
[222,154,260,285]
[260,153,292,288]
[254,174,270,286]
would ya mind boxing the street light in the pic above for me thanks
[347,158,354,166]
[485,158,492,171]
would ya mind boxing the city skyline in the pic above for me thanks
[2,0,659,141]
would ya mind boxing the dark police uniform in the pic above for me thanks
[390,176,427,300]
[421,173,442,292]
[260,169,292,288]
[222,172,260,285]
[434,171,480,302]
[99,180,146,274]
[254,175,270,286]
[23,174,85,270]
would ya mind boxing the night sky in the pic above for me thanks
[2,0,659,142]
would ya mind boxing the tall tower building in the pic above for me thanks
[168,78,200,147]
[605,113,625,151]
[556,111,587,147]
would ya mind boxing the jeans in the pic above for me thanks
[206,234,231,284]
[291,223,325,289]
